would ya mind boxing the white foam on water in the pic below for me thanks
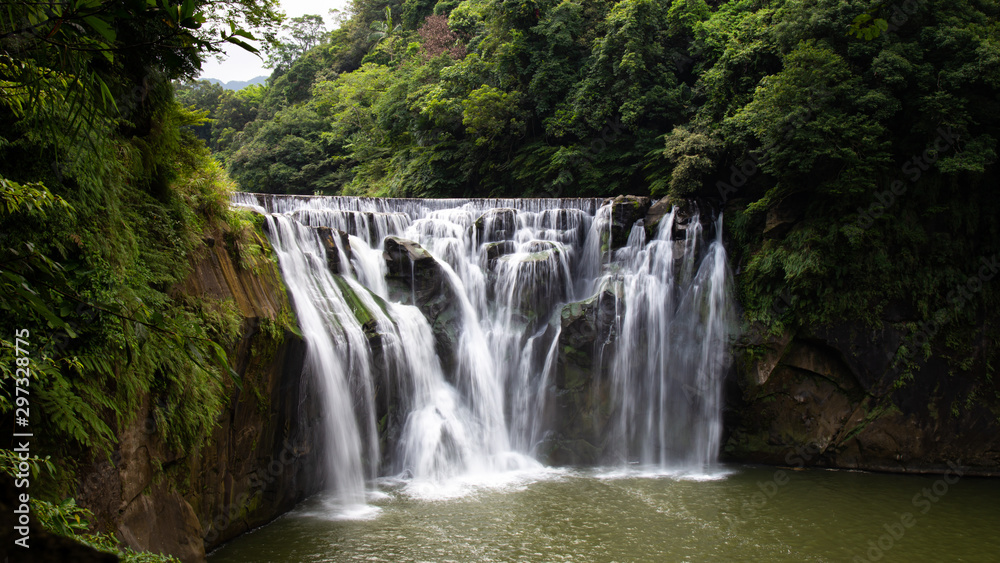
[294,498,383,522]
[592,465,735,482]
[400,462,569,501]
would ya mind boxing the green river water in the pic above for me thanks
[209,465,999,562]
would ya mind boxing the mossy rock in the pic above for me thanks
[482,240,516,262]
[382,236,464,379]
[602,195,651,249]
[331,274,376,327]
[315,226,352,275]
[472,208,518,242]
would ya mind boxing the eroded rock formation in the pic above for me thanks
[724,313,1000,475]
[75,219,321,562]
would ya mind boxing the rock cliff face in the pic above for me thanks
[723,323,1000,476]
[544,291,620,465]
[75,222,323,562]
[718,192,1000,476]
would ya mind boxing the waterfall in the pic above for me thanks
[255,212,371,506]
[601,207,737,468]
[234,193,737,504]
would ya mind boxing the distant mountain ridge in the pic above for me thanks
[202,75,268,90]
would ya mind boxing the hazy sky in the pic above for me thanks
[199,0,351,83]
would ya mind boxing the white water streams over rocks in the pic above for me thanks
[234,193,737,507]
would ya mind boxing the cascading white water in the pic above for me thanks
[601,207,736,468]
[235,193,736,505]
[254,212,371,507]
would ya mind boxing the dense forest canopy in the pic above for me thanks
[182,0,999,377]
[182,0,998,199]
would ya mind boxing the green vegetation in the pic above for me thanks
[1,0,283,555]
[0,452,180,561]
[2,0,997,555]
[179,0,997,386]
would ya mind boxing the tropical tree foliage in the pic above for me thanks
[184,0,998,388]
[1,0,282,554]
[266,14,330,72]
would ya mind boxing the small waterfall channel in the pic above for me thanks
[233,194,737,509]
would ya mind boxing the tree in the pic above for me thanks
[369,7,403,45]
[174,80,226,144]
[266,15,329,72]
[418,14,465,59]
[462,85,524,147]
[0,0,276,138]
[214,85,265,158]
[0,3,282,545]
[228,104,335,194]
